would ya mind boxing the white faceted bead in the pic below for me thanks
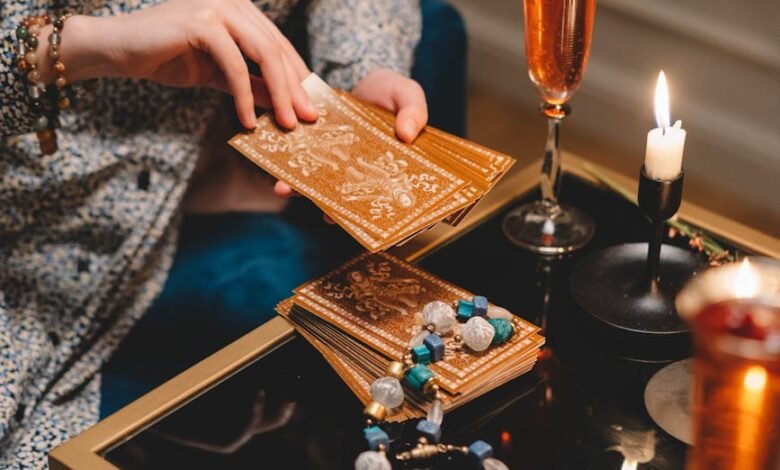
[427,398,443,425]
[462,316,495,352]
[487,305,513,320]
[355,451,391,470]
[483,458,509,470]
[422,301,456,333]
[409,329,430,347]
[370,377,404,409]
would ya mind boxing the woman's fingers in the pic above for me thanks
[392,79,428,143]
[237,6,316,121]
[195,23,256,128]
[282,55,318,121]
[274,181,295,198]
[225,21,297,129]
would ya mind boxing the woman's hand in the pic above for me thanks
[273,69,428,199]
[43,0,318,129]
[351,68,428,144]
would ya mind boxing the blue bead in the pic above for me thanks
[468,440,493,465]
[456,300,473,321]
[411,344,431,364]
[416,419,441,443]
[423,334,445,362]
[363,426,389,451]
[472,296,488,316]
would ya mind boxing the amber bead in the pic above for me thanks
[53,61,65,73]
[58,96,71,110]
[38,133,57,155]
[28,24,41,36]
[41,14,51,24]
[55,77,67,88]
[17,59,28,71]
[27,70,41,83]
[24,51,37,65]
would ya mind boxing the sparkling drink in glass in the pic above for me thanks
[502,0,597,253]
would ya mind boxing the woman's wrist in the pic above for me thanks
[38,15,119,84]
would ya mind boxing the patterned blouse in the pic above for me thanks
[0,0,420,467]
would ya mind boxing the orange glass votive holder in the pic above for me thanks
[676,258,780,470]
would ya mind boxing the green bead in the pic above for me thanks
[16,26,29,40]
[456,300,473,321]
[26,36,38,49]
[33,115,49,132]
[488,318,514,345]
[405,364,434,391]
[411,344,431,364]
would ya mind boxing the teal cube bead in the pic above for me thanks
[456,300,473,321]
[411,344,431,364]
[488,318,514,345]
[406,364,434,391]
[363,426,389,450]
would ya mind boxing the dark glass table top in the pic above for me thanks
[104,174,745,469]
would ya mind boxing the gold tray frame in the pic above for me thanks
[50,154,779,469]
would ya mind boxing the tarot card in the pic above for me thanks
[229,74,467,251]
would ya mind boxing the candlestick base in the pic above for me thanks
[569,243,704,350]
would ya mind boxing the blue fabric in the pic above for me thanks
[100,213,329,418]
[413,0,468,137]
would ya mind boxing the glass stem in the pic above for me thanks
[539,116,563,206]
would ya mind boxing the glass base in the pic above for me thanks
[502,201,595,254]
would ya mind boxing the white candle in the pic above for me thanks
[644,71,686,180]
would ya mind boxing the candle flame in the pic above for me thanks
[744,366,767,392]
[654,71,670,129]
[735,258,759,298]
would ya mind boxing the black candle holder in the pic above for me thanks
[569,166,703,355]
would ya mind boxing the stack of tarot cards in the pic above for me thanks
[276,251,545,421]
[230,74,515,252]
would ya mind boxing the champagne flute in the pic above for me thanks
[502,0,597,254]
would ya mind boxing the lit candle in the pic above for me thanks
[644,71,686,180]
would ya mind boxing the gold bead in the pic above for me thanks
[17,59,28,71]
[363,401,387,422]
[24,51,37,65]
[53,61,65,73]
[425,324,436,333]
[58,96,70,110]
[386,361,405,380]
[55,76,67,88]
[403,358,414,367]
[423,378,440,397]
[454,335,462,342]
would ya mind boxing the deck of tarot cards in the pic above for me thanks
[230,74,515,252]
[276,251,545,421]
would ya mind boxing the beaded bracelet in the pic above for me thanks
[356,295,513,470]
[16,15,56,153]
[49,14,73,111]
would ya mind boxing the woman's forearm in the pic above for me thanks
[37,15,120,85]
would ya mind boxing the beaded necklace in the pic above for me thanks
[355,296,515,469]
